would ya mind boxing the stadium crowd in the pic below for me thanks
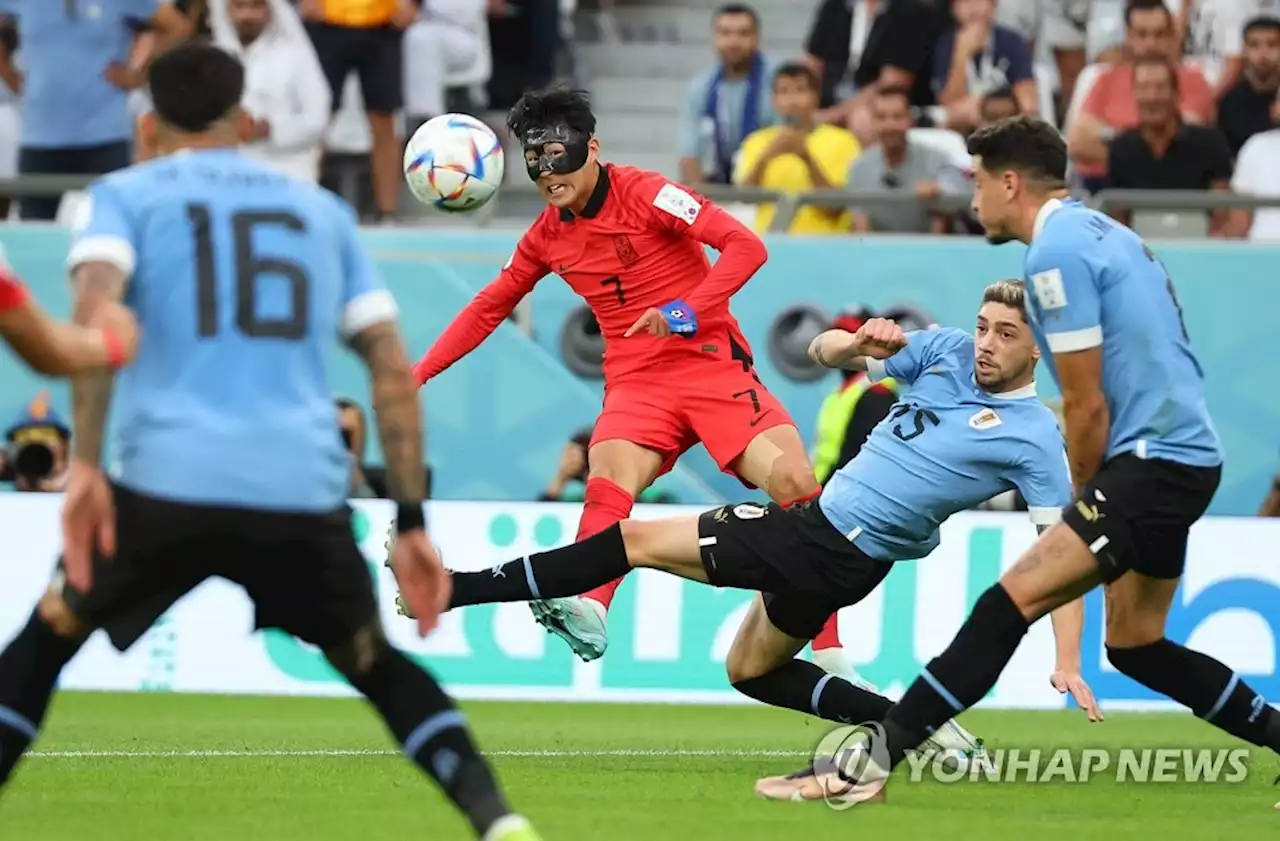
[678,0,1280,238]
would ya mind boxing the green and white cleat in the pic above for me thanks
[395,593,414,618]
[529,596,608,662]
[483,815,542,841]
[925,719,998,775]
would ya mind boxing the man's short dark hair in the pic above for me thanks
[507,85,596,140]
[875,85,912,107]
[713,3,759,28]
[966,116,1068,188]
[773,62,819,90]
[147,41,245,133]
[1244,15,1280,39]
[1125,0,1172,27]
[1133,57,1179,90]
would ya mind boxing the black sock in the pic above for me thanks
[1108,639,1280,752]
[450,524,630,608]
[733,659,892,724]
[883,584,1028,766]
[0,611,83,785]
[346,646,510,837]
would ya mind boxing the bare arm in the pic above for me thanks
[807,328,872,370]
[69,263,130,466]
[1012,79,1039,116]
[350,321,426,501]
[0,299,133,376]
[1049,588,1085,672]
[1066,112,1112,167]
[1056,347,1109,491]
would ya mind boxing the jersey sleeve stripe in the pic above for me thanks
[1028,506,1064,526]
[865,357,888,382]
[67,235,136,279]
[1045,326,1102,353]
[341,289,400,339]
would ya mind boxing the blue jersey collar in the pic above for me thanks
[1031,197,1066,241]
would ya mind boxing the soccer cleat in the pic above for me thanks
[811,647,881,694]
[395,593,414,618]
[754,751,887,805]
[529,596,608,662]
[924,719,997,775]
[483,815,542,841]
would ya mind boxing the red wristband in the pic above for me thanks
[101,328,127,368]
[0,275,29,312]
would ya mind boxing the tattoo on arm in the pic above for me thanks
[350,321,425,501]
[70,263,126,466]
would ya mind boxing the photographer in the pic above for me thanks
[335,396,432,500]
[0,392,69,493]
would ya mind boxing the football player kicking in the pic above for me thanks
[410,85,859,683]
[427,280,1100,794]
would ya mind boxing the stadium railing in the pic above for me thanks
[6,176,1280,237]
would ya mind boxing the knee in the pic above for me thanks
[37,589,88,640]
[617,519,653,569]
[322,621,391,682]
[766,460,819,506]
[725,637,772,685]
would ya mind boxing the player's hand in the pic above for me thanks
[389,527,451,637]
[1051,669,1104,722]
[852,317,907,359]
[625,301,698,338]
[60,462,116,594]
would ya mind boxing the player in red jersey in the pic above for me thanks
[0,247,135,374]
[409,87,862,682]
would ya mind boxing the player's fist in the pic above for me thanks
[853,318,907,359]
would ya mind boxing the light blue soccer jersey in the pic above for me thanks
[819,328,1072,562]
[67,149,399,512]
[1022,198,1221,468]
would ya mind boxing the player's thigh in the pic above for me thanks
[55,487,215,651]
[998,522,1102,621]
[225,508,378,651]
[591,383,692,492]
[357,27,405,116]
[1061,454,1220,582]
[1102,572,1180,648]
[724,594,811,683]
[618,516,707,582]
[681,364,802,476]
[730,423,819,504]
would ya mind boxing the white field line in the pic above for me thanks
[28,748,809,760]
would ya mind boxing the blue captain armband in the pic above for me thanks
[660,300,698,336]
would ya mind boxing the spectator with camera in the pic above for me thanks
[335,396,432,499]
[1,392,69,493]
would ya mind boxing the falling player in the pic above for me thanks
[0,43,539,841]
[429,281,1096,780]
[802,116,1280,806]
[409,85,859,679]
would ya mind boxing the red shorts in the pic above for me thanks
[591,355,795,486]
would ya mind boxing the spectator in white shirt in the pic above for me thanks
[210,0,331,182]
[402,0,488,128]
[1228,127,1280,239]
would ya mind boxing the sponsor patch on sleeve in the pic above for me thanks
[652,183,701,225]
[1030,268,1068,310]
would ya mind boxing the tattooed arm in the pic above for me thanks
[349,321,426,502]
[68,263,130,466]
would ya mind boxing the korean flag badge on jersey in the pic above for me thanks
[653,183,701,225]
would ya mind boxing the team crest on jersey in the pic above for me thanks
[969,408,1003,430]
[733,503,767,520]
[613,234,640,266]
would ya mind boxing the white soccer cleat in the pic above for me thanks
[529,596,608,661]
[924,718,997,775]
[483,815,542,841]
[812,647,881,694]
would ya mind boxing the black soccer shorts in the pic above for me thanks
[1061,453,1221,581]
[696,499,892,640]
[307,23,404,114]
[55,485,379,652]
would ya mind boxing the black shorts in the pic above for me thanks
[307,22,404,114]
[697,499,892,640]
[56,485,378,653]
[1062,453,1221,582]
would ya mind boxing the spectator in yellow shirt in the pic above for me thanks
[733,63,860,234]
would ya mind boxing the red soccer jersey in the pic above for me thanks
[414,164,769,384]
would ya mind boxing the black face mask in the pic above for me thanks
[522,123,590,182]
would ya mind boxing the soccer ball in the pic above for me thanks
[403,114,505,213]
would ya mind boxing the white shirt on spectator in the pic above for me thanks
[210,0,331,182]
[1170,0,1279,86]
[1231,128,1280,241]
[403,0,487,118]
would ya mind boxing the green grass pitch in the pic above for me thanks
[4,692,1276,839]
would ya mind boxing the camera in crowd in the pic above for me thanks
[1,393,70,492]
